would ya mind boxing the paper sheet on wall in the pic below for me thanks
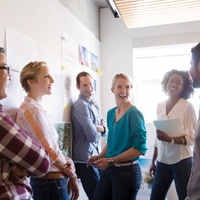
[6,26,38,71]
[153,119,184,137]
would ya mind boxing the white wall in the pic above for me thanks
[0,0,100,57]
[59,0,101,40]
[100,8,200,200]
[100,7,200,117]
[0,0,101,122]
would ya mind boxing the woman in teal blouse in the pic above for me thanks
[88,73,147,200]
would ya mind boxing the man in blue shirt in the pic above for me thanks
[71,71,106,200]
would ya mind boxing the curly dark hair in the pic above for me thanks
[161,69,194,99]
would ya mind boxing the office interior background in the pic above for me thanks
[1,0,200,199]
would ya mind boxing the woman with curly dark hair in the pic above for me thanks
[149,69,197,200]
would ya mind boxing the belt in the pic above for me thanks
[113,160,138,167]
[40,172,66,179]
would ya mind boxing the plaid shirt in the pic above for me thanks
[0,105,50,199]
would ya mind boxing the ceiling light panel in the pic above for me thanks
[113,0,200,29]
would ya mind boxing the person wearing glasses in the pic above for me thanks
[0,48,50,199]
[16,61,79,200]
[0,65,9,74]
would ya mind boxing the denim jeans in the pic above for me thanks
[150,157,192,200]
[93,162,142,200]
[30,177,70,200]
[75,163,101,200]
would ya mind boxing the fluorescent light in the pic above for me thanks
[107,0,120,18]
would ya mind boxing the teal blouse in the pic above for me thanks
[106,106,147,161]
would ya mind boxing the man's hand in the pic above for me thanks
[87,155,99,163]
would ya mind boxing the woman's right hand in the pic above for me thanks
[88,156,109,170]
[156,129,171,142]
[92,157,110,170]
[149,162,156,177]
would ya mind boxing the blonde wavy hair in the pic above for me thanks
[20,61,47,92]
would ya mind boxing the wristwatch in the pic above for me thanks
[107,158,114,166]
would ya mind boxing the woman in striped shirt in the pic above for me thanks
[16,61,79,200]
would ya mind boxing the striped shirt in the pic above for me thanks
[0,105,50,199]
[16,96,66,172]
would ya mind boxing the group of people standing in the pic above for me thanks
[0,42,200,200]
[72,72,146,200]
[72,43,200,200]
[0,51,79,200]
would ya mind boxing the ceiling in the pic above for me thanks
[98,0,200,29]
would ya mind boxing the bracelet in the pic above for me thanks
[102,126,106,133]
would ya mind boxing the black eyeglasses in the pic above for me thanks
[0,66,10,75]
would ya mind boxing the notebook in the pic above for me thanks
[153,119,184,137]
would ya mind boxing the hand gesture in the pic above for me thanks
[67,178,79,200]
[62,158,76,178]
[92,157,109,170]
[87,155,99,163]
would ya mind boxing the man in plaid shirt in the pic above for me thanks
[0,47,50,199]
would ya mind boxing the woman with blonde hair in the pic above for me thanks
[16,61,79,200]
[88,73,147,200]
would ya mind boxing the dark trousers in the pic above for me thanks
[75,163,101,200]
[94,162,142,200]
[30,177,70,200]
[150,157,192,200]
